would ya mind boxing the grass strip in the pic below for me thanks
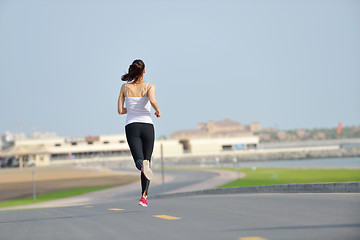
[219,168,360,188]
[0,185,116,208]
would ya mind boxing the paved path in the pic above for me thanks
[1,193,359,240]
[1,169,359,239]
[164,169,243,194]
[0,168,240,210]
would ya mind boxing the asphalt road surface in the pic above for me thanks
[0,169,359,240]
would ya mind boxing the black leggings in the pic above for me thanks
[125,122,155,196]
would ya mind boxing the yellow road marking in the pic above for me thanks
[239,237,267,240]
[83,206,93,208]
[153,215,181,220]
[108,208,124,211]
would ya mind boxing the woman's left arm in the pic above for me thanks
[117,84,127,115]
[148,84,161,118]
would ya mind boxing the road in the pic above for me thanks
[0,169,359,240]
[0,193,359,240]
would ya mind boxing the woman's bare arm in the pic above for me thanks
[148,84,161,117]
[117,84,127,115]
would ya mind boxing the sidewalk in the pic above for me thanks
[165,169,244,194]
[0,169,239,211]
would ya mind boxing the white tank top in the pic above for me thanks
[124,83,153,126]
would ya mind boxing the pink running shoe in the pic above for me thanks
[139,197,148,207]
[141,160,153,180]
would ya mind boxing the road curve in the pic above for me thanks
[0,168,238,210]
[0,169,359,240]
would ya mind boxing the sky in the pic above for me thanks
[0,0,359,139]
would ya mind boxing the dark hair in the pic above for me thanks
[121,59,145,83]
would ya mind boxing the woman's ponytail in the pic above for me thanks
[121,59,145,83]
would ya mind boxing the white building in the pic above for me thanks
[0,134,259,167]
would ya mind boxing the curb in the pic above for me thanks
[152,182,360,199]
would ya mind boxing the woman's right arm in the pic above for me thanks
[117,84,127,115]
[148,84,161,118]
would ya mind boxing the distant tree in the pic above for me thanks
[256,125,360,142]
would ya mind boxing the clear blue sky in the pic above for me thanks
[1,0,359,138]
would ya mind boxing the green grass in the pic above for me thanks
[219,168,360,188]
[0,185,116,208]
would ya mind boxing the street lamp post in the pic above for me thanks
[32,167,36,202]
[161,143,165,192]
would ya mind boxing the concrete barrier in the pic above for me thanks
[152,182,360,199]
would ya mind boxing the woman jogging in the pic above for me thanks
[117,59,161,207]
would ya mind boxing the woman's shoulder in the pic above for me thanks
[146,82,155,88]
[120,83,127,93]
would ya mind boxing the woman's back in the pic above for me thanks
[124,82,153,125]
[125,82,150,97]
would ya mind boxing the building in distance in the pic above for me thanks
[171,119,260,139]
